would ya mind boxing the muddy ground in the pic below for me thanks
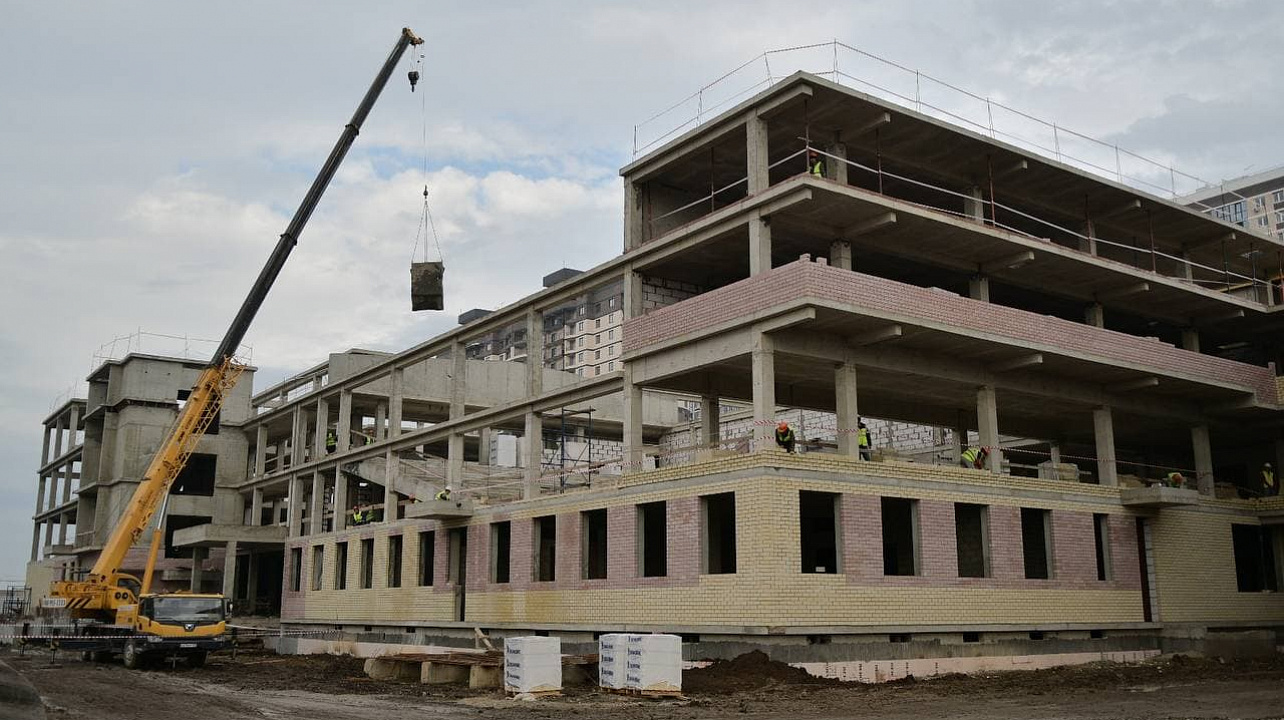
[11,646,1284,720]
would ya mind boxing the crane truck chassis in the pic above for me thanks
[44,27,425,668]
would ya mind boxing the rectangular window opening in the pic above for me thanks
[418,531,435,586]
[800,491,840,574]
[701,492,737,574]
[955,503,990,578]
[638,501,668,578]
[962,632,980,643]
[311,545,324,591]
[170,453,217,496]
[1231,524,1280,592]
[490,521,511,584]
[359,538,374,589]
[387,535,403,588]
[1021,508,1054,580]
[581,509,608,580]
[533,515,557,582]
[289,547,302,592]
[334,541,348,590]
[1093,513,1112,581]
[881,497,919,576]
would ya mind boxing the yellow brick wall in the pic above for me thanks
[298,533,455,623]
[1149,508,1284,624]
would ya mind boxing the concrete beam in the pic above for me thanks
[1183,231,1236,253]
[843,211,897,238]
[853,112,891,137]
[1193,307,1245,325]
[990,353,1043,373]
[848,324,903,347]
[980,250,1036,274]
[996,159,1029,178]
[1107,376,1159,393]
[1096,282,1150,302]
[1097,198,1143,219]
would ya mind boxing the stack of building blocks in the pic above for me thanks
[597,633,626,689]
[504,636,562,695]
[623,633,682,695]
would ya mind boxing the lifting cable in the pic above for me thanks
[408,48,444,264]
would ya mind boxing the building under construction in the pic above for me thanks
[30,71,1284,670]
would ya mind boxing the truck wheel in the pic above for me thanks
[188,651,207,669]
[122,641,142,670]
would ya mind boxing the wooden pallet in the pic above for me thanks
[603,686,686,699]
[505,688,562,698]
[383,651,599,668]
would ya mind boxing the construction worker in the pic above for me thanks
[1165,471,1186,488]
[857,421,872,461]
[808,150,824,178]
[435,486,452,502]
[1262,463,1276,496]
[775,421,796,453]
[350,505,366,526]
[960,446,989,469]
[325,429,337,454]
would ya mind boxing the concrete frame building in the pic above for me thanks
[30,72,1284,667]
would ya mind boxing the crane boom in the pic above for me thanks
[53,27,425,624]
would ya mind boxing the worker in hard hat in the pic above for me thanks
[960,446,989,469]
[857,420,872,461]
[1165,471,1185,488]
[1262,463,1276,496]
[325,429,337,454]
[808,149,824,178]
[350,505,366,526]
[435,485,452,501]
[775,421,796,453]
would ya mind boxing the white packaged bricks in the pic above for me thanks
[504,636,562,693]
[597,633,626,689]
[624,633,682,692]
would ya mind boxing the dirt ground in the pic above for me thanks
[11,646,1284,720]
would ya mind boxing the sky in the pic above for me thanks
[2,0,1282,585]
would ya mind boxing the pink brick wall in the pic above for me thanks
[623,259,1279,405]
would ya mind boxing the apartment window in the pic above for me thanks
[171,453,217,496]
[609,328,615,339]
[594,302,602,314]
[533,515,557,582]
[609,297,616,308]
[1258,216,1269,228]
[1231,524,1280,592]
[491,521,511,583]
[1021,508,1054,579]
[701,492,737,574]
[608,361,615,371]
[881,497,919,576]
[358,538,374,588]
[594,333,601,344]
[577,337,584,348]
[1273,190,1284,204]
[578,321,584,331]
[1276,211,1284,224]
[447,527,467,584]
[637,501,667,577]
[1253,197,1265,211]
[578,352,584,362]
[334,541,348,590]
[594,350,601,360]
[800,491,840,574]
[595,318,602,328]
[1215,200,1246,226]
[1093,514,1112,581]
[289,548,302,592]
[582,509,608,580]
[955,503,990,578]
[311,545,325,590]
[387,535,403,588]
[418,531,435,586]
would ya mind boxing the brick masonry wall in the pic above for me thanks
[623,259,1280,406]
[640,275,703,314]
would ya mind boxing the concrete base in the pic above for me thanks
[363,657,419,681]
[792,649,1160,683]
[469,665,502,689]
[421,661,470,684]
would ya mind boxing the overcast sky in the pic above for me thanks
[2,0,1281,585]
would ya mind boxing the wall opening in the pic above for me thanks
[418,530,435,586]
[638,501,667,578]
[448,527,468,585]
[334,541,348,590]
[799,491,840,574]
[1021,508,1053,579]
[582,509,608,580]
[491,521,511,584]
[311,545,324,591]
[955,503,990,578]
[1093,513,1112,581]
[881,497,919,576]
[359,538,374,589]
[289,548,302,592]
[171,453,217,496]
[387,534,403,588]
[533,516,557,582]
[701,492,737,574]
[1232,524,1280,592]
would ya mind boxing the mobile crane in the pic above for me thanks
[47,27,425,669]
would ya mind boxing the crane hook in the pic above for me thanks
[408,69,420,92]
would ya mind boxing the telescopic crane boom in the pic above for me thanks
[50,27,424,668]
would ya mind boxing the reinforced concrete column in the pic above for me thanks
[383,448,399,520]
[835,361,861,458]
[964,186,985,221]
[46,474,58,512]
[246,554,259,606]
[752,332,777,449]
[969,275,990,302]
[57,514,68,544]
[388,368,404,438]
[1182,250,1194,281]
[623,365,644,472]
[314,397,330,455]
[67,405,79,448]
[52,416,64,458]
[333,475,348,531]
[829,241,852,271]
[309,473,324,535]
[524,412,543,499]
[1191,424,1214,495]
[746,113,769,195]
[291,408,304,465]
[375,401,387,440]
[953,410,967,465]
[254,426,267,478]
[450,341,467,419]
[748,216,772,277]
[36,475,47,514]
[525,310,543,397]
[250,487,264,526]
[825,141,848,183]
[976,385,1001,473]
[623,267,643,319]
[625,181,645,250]
[190,547,207,593]
[1093,406,1118,486]
[477,427,492,466]
[447,433,464,488]
[288,476,305,537]
[1181,329,1200,353]
[1080,220,1098,255]
[700,395,721,449]
[337,390,352,452]
[62,458,74,503]
[1050,443,1062,465]
[222,540,238,599]
[41,426,52,466]
[1085,303,1105,328]
[30,524,41,562]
